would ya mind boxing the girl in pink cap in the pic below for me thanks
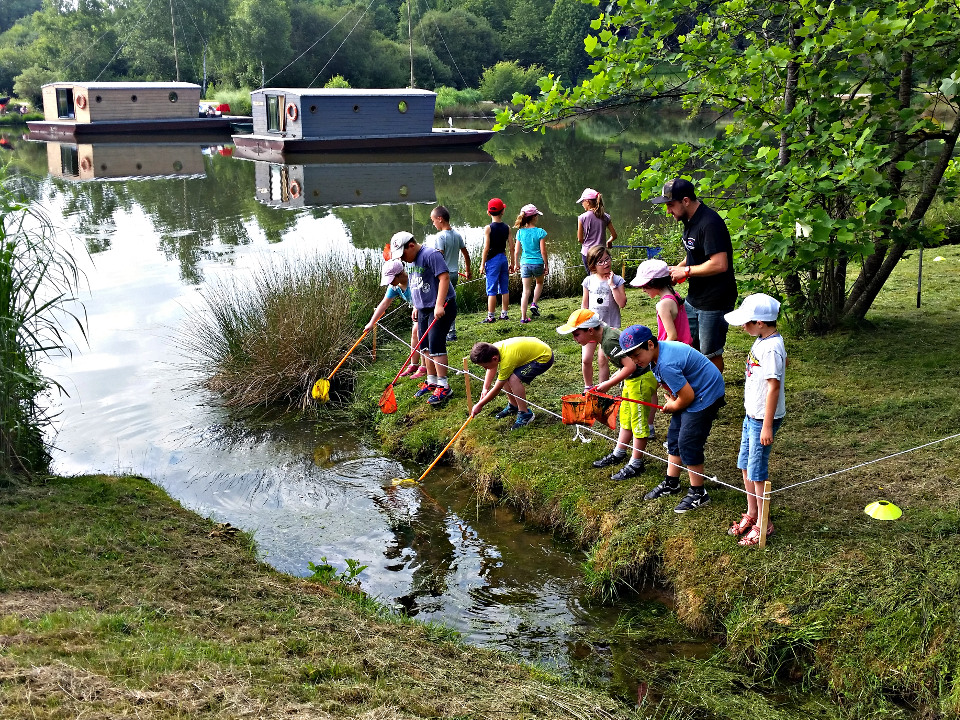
[512,203,549,323]
[577,188,617,273]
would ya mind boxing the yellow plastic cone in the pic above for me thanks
[864,500,902,520]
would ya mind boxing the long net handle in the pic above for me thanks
[588,386,664,410]
[327,329,370,381]
[417,415,473,482]
[387,300,447,386]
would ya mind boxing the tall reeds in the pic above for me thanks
[0,170,86,478]
[178,252,383,409]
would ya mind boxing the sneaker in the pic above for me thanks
[593,452,626,468]
[644,478,681,500]
[663,441,669,450]
[410,366,428,379]
[647,425,657,441]
[414,382,438,398]
[399,364,419,377]
[611,461,645,481]
[495,404,519,419]
[511,410,535,430]
[529,304,541,317]
[520,318,532,324]
[728,513,757,537]
[499,312,509,320]
[427,386,453,405]
[674,489,711,514]
[446,330,458,342]
[482,314,497,323]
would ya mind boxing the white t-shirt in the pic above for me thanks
[582,273,625,328]
[743,333,786,419]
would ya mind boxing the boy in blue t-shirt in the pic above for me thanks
[614,325,725,513]
[364,259,426,379]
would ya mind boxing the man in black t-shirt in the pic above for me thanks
[651,178,737,372]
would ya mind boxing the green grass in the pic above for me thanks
[348,244,960,718]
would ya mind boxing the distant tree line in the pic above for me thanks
[0,0,598,105]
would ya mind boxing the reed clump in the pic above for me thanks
[179,252,382,408]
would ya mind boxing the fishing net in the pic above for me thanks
[561,394,595,426]
[378,384,398,414]
[585,392,621,430]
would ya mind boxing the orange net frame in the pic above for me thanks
[561,394,595,426]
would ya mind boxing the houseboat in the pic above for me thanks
[239,149,493,209]
[27,82,234,139]
[231,88,494,159]
[42,140,206,181]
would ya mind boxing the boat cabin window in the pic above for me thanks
[60,146,79,176]
[266,95,280,132]
[56,88,75,118]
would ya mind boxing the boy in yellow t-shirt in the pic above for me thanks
[469,337,554,430]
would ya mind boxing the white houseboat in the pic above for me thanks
[27,82,233,138]
[231,88,493,159]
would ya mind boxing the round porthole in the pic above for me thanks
[131,94,138,102]
[398,101,408,113]
[173,160,183,172]
[95,95,102,103]
[136,163,143,170]
[169,91,178,103]
[353,105,360,112]
[399,185,409,197]
[310,105,317,113]
[100,164,107,171]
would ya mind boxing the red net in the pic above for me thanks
[378,385,398,414]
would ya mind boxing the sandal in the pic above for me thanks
[728,513,756,537]
[738,521,774,546]
[482,315,497,323]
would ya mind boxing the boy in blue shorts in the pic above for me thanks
[479,198,513,323]
[723,294,786,546]
[616,325,726,513]
[469,337,554,430]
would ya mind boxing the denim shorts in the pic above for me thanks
[684,301,730,359]
[485,253,509,296]
[513,352,554,384]
[521,263,544,279]
[737,415,784,482]
[665,395,725,466]
[416,297,457,356]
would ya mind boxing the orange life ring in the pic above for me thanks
[76,95,87,110]
[289,180,302,199]
[286,103,298,121]
[80,157,91,172]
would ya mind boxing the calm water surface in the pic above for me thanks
[3,115,716,692]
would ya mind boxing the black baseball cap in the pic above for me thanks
[650,178,696,204]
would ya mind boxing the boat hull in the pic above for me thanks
[27,117,237,139]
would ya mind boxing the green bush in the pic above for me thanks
[323,75,351,89]
[479,61,545,103]
[434,86,483,111]
[206,86,253,116]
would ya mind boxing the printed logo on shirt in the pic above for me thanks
[745,349,761,378]
[683,235,697,251]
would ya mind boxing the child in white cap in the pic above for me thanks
[723,293,787,546]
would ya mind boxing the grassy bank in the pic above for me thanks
[0,473,637,719]
[349,245,960,718]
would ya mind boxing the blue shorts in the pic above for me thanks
[416,297,457,356]
[737,415,784,482]
[521,263,544,279]
[665,395,725,467]
[684,301,730,359]
[485,254,509,296]
[513,352,554,384]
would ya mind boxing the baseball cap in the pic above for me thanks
[724,293,781,325]
[520,203,543,217]
[631,259,670,287]
[487,197,505,213]
[556,308,602,334]
[380,259,405,286]
[576,188,599,203]
[611,324,654,358]
[650,178,696,204]
[388,231,415,260]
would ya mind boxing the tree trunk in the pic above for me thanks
[779,24,806,310]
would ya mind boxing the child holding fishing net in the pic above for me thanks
[364,259,426,379]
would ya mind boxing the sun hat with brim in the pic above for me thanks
[631,258,671,287]
[556,308,602,334]
[520,203,543,217]
[723,293,781,325]
[380,259,406,286]
[389,231,415,260]
[611,324,654,358]
[487,198,505,213]
[576,188,599,203]
[650,178,696,204]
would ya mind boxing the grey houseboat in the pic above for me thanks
[231,88,493,159]
[27,82,232,138]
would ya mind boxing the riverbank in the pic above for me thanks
[0,472,636,719]
[351,245,960,718]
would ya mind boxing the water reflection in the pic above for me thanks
[43,140,207,181]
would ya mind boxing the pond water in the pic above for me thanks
[3,112,720,697]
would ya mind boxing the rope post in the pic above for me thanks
[621,258,626,277]
[372,324,377,360]
[462,356,472,407]
[758,481,772,549]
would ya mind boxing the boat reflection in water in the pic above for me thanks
[236,148,494,209]
[40,137,231,181]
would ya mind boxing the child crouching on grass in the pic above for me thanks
[556,310,657,481]
[469,338,554,430]
[723,293,787,546]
